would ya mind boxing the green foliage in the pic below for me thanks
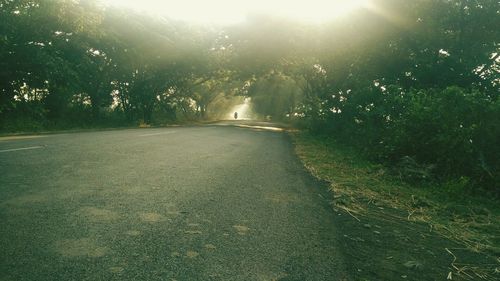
[291,0,499,191]
[247,71,303,120]
[1,0,498,191]
[0,0,229,129]
[306,84,499,190]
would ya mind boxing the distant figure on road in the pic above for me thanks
[234,112,238,119]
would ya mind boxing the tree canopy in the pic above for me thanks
[1,0,499,190]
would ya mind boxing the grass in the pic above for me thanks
[290,131,500,281]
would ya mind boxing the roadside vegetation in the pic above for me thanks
[292,131,499,280]
[2,0,498,194]
[1,0,499,276]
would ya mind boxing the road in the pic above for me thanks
[0,123,347,281]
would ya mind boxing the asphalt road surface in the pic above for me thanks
[0,122,347,281]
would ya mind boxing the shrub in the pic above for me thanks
[306,85,499,192]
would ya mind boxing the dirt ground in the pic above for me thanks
[291,132,499,281]
[333,203,497,281]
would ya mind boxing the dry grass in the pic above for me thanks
[290,131,500,280]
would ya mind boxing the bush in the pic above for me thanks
[306,85,499,192]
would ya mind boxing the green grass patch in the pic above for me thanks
[291,131,500,281]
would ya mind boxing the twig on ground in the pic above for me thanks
[345,208,361,222]
[446,248,475,279]
[407,209,416,220]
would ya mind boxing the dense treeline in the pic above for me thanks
[300,1,499,191]
[1,0,498,191]
[0,0,238,129]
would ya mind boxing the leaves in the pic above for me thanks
[1,0,498,188]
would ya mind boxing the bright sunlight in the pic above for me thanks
[100,0,371,24]
[3,1,499,280]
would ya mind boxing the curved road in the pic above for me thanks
[0,123,347,281]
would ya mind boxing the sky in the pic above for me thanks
[99,0,371,24]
